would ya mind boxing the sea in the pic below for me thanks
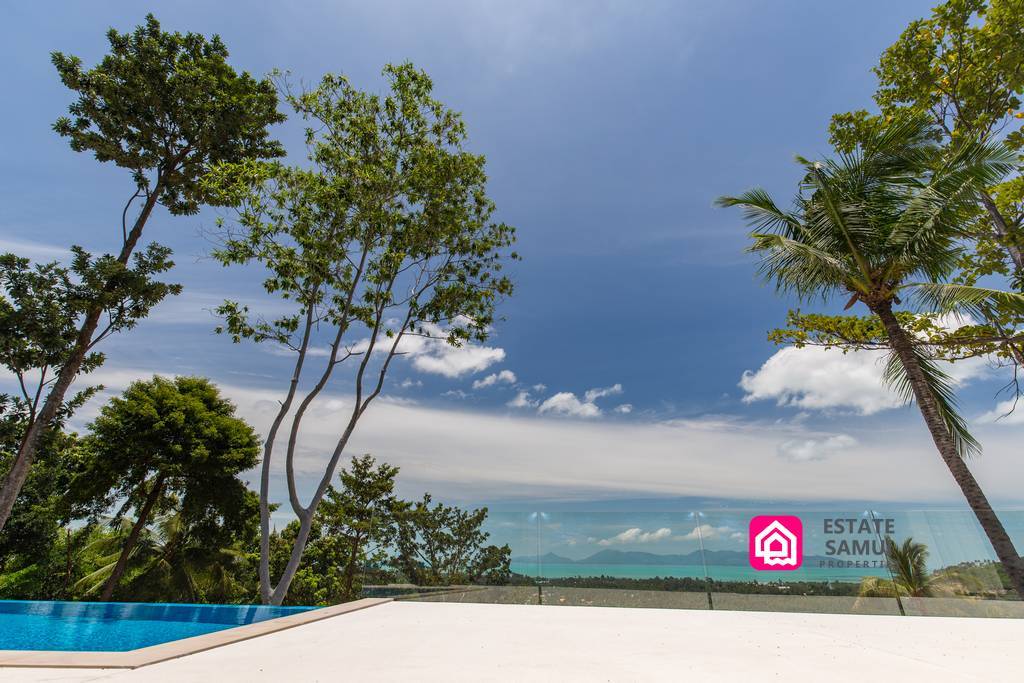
[509,562,888,583]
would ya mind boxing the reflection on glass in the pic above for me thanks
[394,507,1023,618]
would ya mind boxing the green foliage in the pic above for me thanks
[769,309,1021,362]
[52,13,285,215]
[0,401,85,597]
[395,494,511,587]
[0,525,105,601]
[883,537,933,597]
[205,62,516,351]
[270,456,408,605]
[76,376,260,522]
[830,0,1023,152]
[828,0,1024,290]
[0,250,179,425]
[270,458,511,605]
[76,505,260,604]
[74,376,260,598]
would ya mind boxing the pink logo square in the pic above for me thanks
[749,515,802,570]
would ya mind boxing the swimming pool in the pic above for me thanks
[0,600,317,651]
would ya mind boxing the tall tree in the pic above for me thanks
[204,63,517,604]
[318,456,407,601]
[0,14,285,532]
[394,494,511,586]
[859,537,934,598]
[75,376,260,601]
[718,114,1024,595]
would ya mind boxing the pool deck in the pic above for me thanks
[5,601,1022,681]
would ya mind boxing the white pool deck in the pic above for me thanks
[6,600,1022,682]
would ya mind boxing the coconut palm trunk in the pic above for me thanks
[874,302,1024,596]
[100,474,166,601]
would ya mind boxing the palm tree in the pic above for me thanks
[718,114,1024,596]
[76,510,249,602]
[859,537,933,598]
[885,537,932,597]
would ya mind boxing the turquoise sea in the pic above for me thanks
[510,562,888,583]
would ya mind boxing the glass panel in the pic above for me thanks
[393,507,1022,618]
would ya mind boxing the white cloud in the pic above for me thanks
[532,383,547,392]
[536,384,625,418]
[538,391,601,418]
[15,364,1024,514]
[0,236,70,262]
[677,524,735,541]
[399,378,423,389]
[977,398,1024,426]
[740,346,989,415]
[776,434,857,463]
[472,369,517,390]
[584,383,623,403]
[350,321,505,378]
[507,390,538,409]
[412,344,505,378]
[146,291,297,326]
[614,404,633,414]
[597,527,672,546]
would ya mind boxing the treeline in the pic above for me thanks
[508,575,862,597]
[0,376,509,605]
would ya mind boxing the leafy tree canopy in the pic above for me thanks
[52,13,286,215]
[829,0,1024,287]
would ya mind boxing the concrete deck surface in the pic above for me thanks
[5,601,1022,682]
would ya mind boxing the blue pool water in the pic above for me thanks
[0,600,317,652]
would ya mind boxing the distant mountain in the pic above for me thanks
[578,549,711,565]
[511,552,576,564]
[512,549,832,567]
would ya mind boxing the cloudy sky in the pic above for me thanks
[2,0,1023,545]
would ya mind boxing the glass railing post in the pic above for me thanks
[690,511,714,610]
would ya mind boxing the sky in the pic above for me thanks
[2,1,1023,561]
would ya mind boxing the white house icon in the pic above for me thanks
[753,519,799,567]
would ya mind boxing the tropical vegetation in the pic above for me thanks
[4,2,1024,610]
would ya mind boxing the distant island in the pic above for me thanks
[512,549,834,567]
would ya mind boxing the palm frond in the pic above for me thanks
[748,233,865,297]
[904,282,1024,319]
[884,537,931,597]
[882,346,980,458]
[715,190,802,237]
[886,141,1014,269]
[801,164,875,282]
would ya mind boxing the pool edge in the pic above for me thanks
[0,597,393,669]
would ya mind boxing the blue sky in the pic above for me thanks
[2,0,1023,546]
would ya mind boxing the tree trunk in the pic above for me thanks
[0,187,163,533]
[342,533,363,601]
[258,310,315,604]
[979,191,1024,279]
[269,514,315,605]
[100,475,165,601]
[875,303,1024,597]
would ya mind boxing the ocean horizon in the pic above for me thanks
[509,561,889,583]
